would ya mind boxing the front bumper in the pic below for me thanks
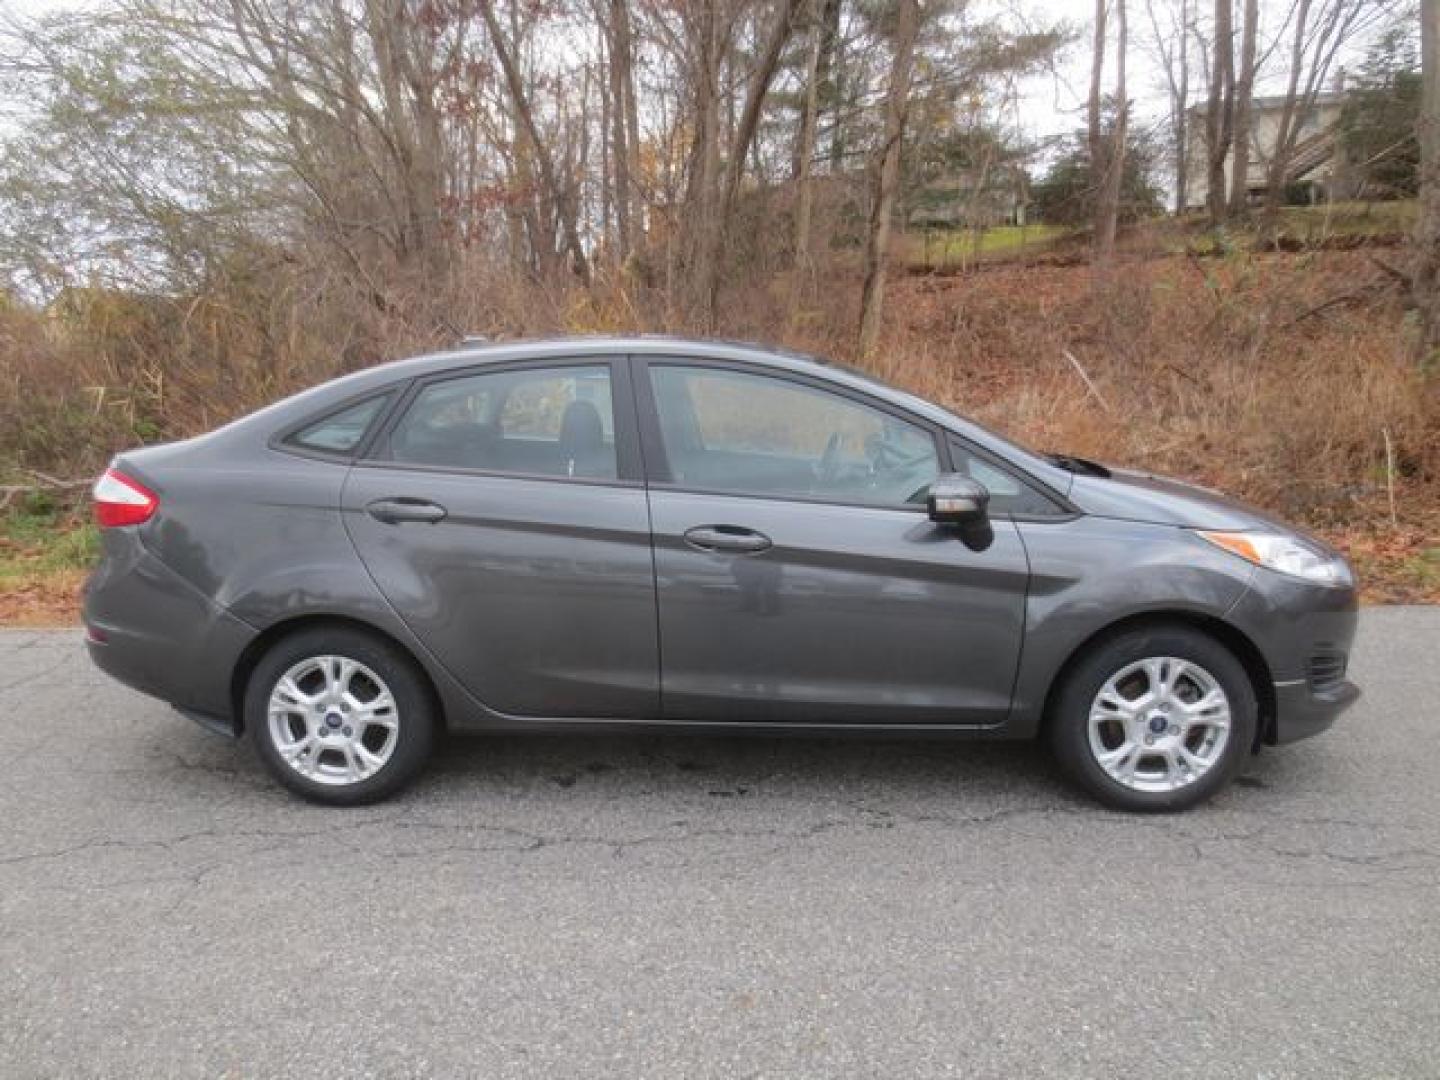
[1271,675,1360,744]
[1226,568,1361,746]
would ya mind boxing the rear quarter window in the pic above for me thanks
[285,395,390,456]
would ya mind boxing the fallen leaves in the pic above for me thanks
[0,571,85,627]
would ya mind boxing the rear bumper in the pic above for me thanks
[1271,676,1360,744]
[83,529,255,725]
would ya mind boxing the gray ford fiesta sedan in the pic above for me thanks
[83,337,1359,810]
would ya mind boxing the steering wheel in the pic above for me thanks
[814,432,843,486]
[869,435,933,474]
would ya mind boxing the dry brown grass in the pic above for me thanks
[823,250,1440,600]
[2,240,1437,609]
[0,570,85,626]
[868,252,1434,525]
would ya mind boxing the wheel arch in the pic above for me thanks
[229,613,446,735]
[1037,610,1276,750]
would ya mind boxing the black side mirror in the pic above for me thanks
[927,474,990,525]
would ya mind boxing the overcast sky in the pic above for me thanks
[0,0,1399,153]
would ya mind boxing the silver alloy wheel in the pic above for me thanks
[266,655,400,787]
[1086,656,1232,793]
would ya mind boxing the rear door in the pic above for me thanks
[636,358,1032,726]
[342,357,659,719]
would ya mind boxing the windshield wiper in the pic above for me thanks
[1046,453,1111,478]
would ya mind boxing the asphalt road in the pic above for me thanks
[2,609,1438,1079]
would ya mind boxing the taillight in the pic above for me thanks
[93,468,159,528]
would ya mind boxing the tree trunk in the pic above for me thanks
[598,33,613,259]
[818,0,844,172]
[857,0,919,359]
[1092,0,1128,267]
[788,3,824,331]
[1087,0,1108,201]
[1144,0,1191,215]
[1175,0,1191,213]
[720,0,802,214]
[606,0,636,262]
[1228,0,1258,217]
[695,0,802,321]
[479,0,592,286]
[366,0,448,278]
[1261,0,1311,226]
[621,0,642,251]
[685,2,723,320]
[1261,0,1380,233]
[1414,0,1440,363]
[1205,0,1234,225]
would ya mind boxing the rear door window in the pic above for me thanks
[385,365,618,480]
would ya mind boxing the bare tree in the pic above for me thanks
[1144,0,1193,214]
[1415,0,1440,361]
[858,0,919,358]
[596,0,640,263]
[1261,0,1391,226]
[696,0,803,317]
[479,0,592,286]
[1205,0,1235,224]
[0,0,1057,332]
[1228,0,1259,216]
[789,0,825,329]
[1088,0,1109,195]
[677,0,725,318]
[817,0,845,172]
[1091,0,1129,265]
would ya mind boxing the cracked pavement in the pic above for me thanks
[1,609,1438,1078]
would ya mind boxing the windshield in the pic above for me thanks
[846,368,1067,472]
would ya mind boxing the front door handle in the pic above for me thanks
[683,525,772,554]
[366,497,448,525]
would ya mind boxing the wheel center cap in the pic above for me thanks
[324,712,344,729]
[1148,713,1169,734]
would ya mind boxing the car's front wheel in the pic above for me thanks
[1048,624,1258,812]
[246,626,436,805]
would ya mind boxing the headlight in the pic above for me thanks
[1196,530,1353,587]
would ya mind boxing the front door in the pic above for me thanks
[342,358,658,719]
[638,360,1030,726]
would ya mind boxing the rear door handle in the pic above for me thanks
[683,525,772,554]
[366,498,448,525]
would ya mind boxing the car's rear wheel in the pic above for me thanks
[1048,624,1258,812]
[246,626,435,805]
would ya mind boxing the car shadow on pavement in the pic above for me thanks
[426,731,1059,801]
[136,710,1314,815]
[143,712,1080,807]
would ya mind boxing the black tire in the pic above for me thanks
[1047,624,1258,812]
[246,625,436,805]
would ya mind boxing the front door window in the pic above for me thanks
[649,365,940,507]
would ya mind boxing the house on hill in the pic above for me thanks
[908,163,1029,229]
[1184,91,1357,208]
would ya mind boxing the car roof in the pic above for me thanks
[391,335,837,379]
[245,336,873,423]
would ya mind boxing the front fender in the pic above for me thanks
[1009,517,1256,736]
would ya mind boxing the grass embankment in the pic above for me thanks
[1,205,1436,622]
[906,223,1072,269]
[903,201,1417,271]
[0,490,95,625]
[1272,199,1416,238]
[872,240,1439,605]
